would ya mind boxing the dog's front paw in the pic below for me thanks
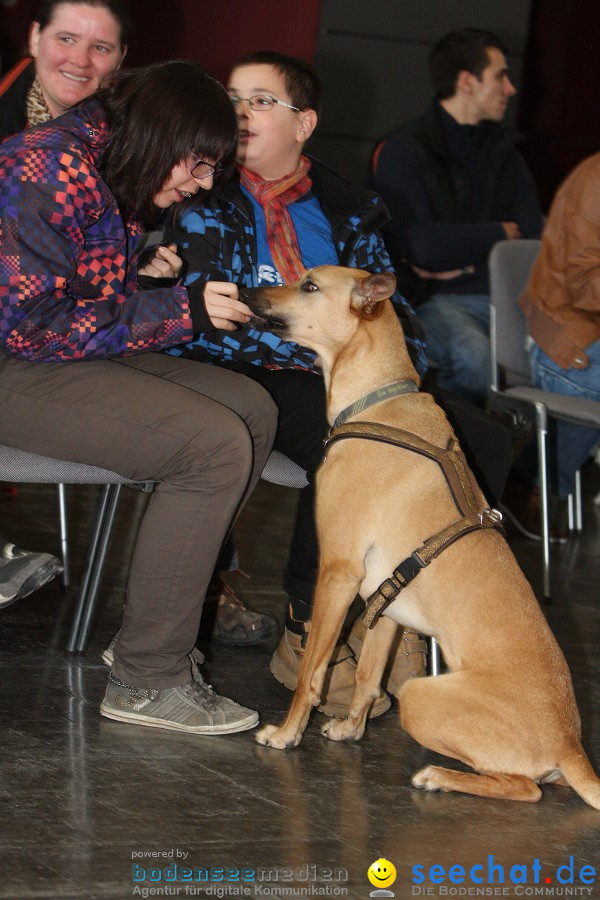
[255,724,301,750]
[412,765,447,792]
[321,717,363,743]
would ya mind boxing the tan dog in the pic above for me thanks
[243,265,600,808]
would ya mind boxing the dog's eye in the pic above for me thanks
[300,280,319,293]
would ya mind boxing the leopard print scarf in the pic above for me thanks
[25,76,52,128]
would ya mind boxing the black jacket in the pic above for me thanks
[373,102,542,300]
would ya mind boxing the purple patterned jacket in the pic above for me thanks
[0,99,193,361]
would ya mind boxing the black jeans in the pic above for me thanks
[220,363,325,605]
[219,362,513,609]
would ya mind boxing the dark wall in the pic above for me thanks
[311,0,533,185]
[1,0,598,209]
[124,1,323,82]
[517,0,600,210]
[0,1,323,80]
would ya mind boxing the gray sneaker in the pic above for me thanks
[0,542,63,609]
[100,669,259,734]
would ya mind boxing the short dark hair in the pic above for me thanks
[34,0,131,45]
[232,50,322,116]
[98,60,238,227]
[429,28,508,100]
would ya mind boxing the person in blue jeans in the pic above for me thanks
[529,342,600,495]
[373,28,543,406]
[165,51,514,717]
[517,152,600,505]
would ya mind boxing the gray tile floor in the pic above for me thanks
[1,465,599,899]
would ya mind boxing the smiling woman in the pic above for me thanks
[0,0,131,609]
[0,0,129,138]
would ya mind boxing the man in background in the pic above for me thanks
[373,28,542,406]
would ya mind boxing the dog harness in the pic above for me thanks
[324,384,504,629]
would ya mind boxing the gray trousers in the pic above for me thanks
[0,352,277,688]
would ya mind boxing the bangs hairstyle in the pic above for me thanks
[98,60,238,227]
[233,50,322,116]
[34,0,131,44]
[429,28,507,100]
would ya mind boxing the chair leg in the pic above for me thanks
[567,470,584,534]
[429,636,441,676]
[567,469,583,532]
[574,469,583,532]
[57,483,70,589]
[65,484,123,654]
[568,491,575,532]
[535,406,551,602]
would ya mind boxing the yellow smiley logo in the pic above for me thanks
[368,858,397,888]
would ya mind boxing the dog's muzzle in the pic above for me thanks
[240,287,288,332]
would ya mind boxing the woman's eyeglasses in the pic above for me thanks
[190,158,223,180]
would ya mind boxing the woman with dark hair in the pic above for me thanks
[0,0,129,139]
[0,60,277,734]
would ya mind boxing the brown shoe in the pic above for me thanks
[207,578,277,647]
[347,617,427,697]
[270,626,391,719]
[500,476,567,543]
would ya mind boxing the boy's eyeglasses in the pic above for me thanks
[190,158,223,179]
[228,93,300,113]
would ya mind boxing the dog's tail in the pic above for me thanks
[559,742,600,810]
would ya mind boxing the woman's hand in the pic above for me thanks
[204,282,252,331]
[138,243,182,280]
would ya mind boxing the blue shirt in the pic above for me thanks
[243,186,338,287]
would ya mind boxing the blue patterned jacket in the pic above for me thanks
[0,99,193,361]
[165,158,427,374]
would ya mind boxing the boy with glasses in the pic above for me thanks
[165,51,511,717]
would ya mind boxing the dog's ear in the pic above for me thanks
[350,272,397,318]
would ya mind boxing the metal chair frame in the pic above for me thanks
[487,239,600,600]
[1,442,442,670]
[0,446,308,653]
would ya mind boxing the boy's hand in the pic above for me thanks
[204,282,252,331]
